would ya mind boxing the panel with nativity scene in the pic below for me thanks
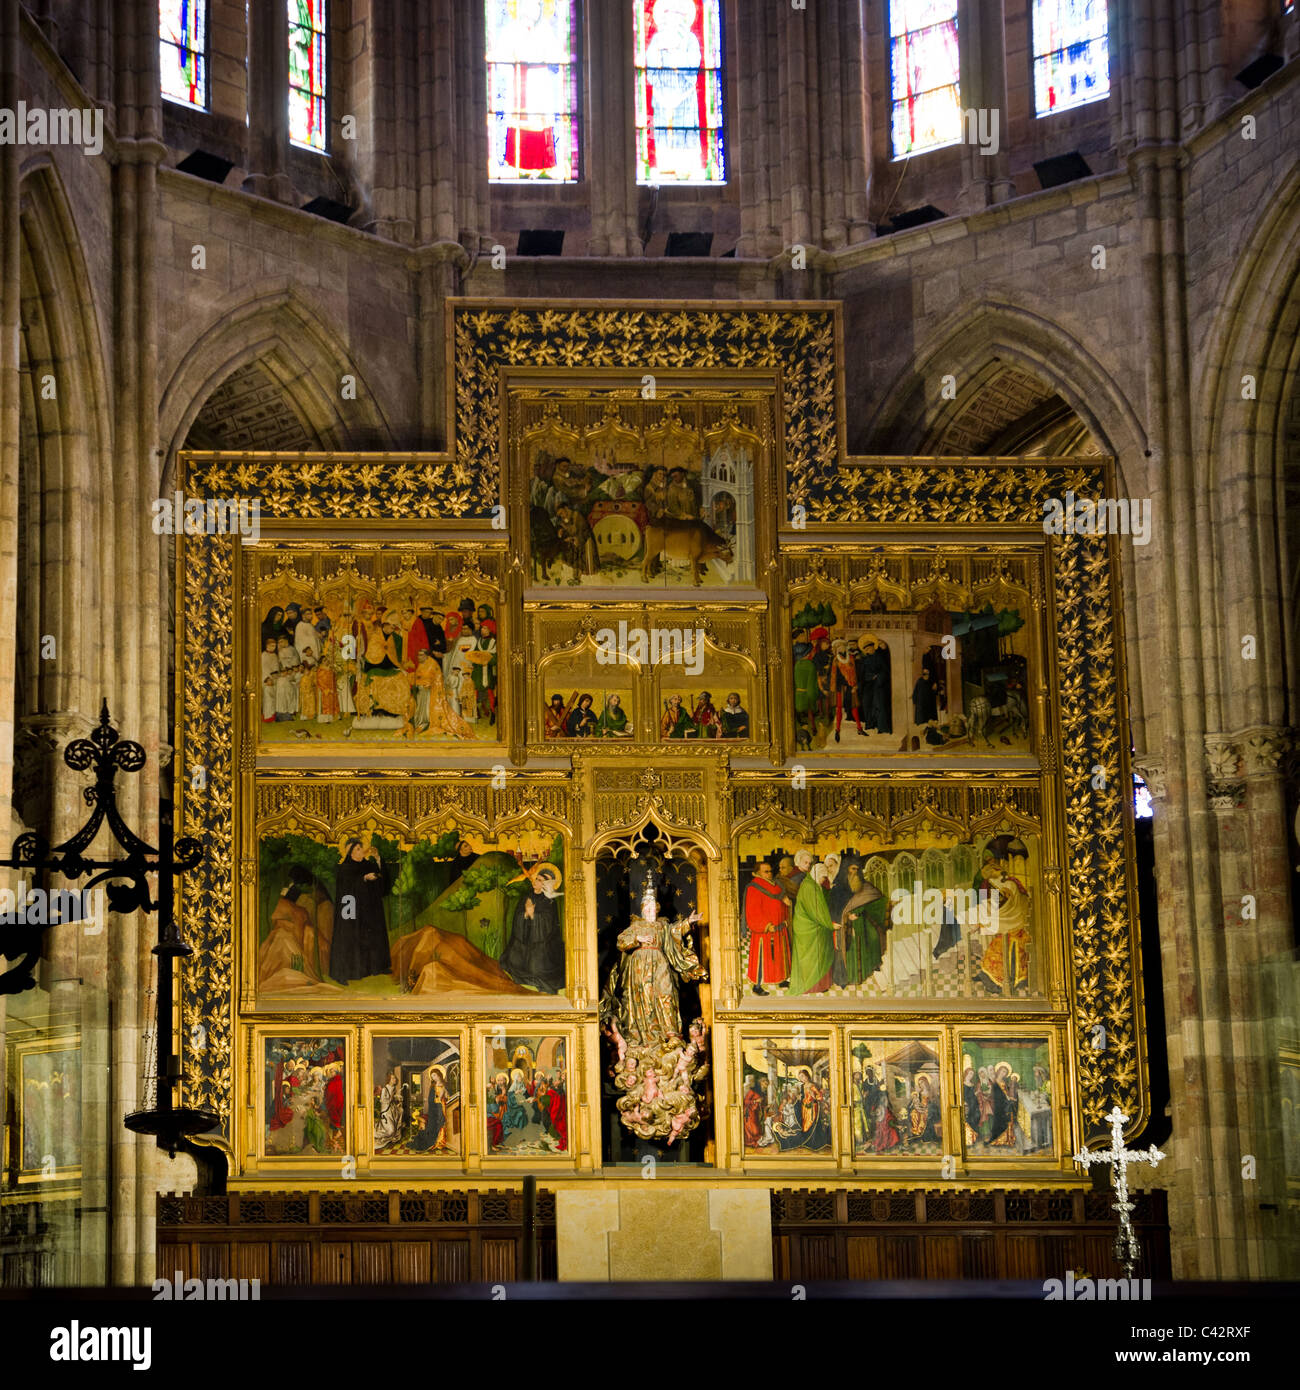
[247,778,575,1008]
[247,544,506,751]
[515,385,773,593]
[528,606,768,749]
[778,549,1046,762]
[736,1031,837,1163]
[730,779,1058,1008]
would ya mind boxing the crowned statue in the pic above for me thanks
[600,870,710,1146]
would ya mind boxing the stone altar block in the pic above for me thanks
[556,1183,773,1281]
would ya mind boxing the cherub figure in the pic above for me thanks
[672,1017,709,1081]
[605,1016,628,1067]
[668,1108,693,1144]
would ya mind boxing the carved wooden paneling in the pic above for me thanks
[158,1190,558,1288]
[771,1188,1170,1282]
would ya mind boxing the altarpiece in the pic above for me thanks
[174,301,1148,1186]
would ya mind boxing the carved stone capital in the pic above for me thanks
[1204,734,1243,783]
[13,710,101,834]
[1240,725,1290,776]
[1132,758,1166,800]
[1204,726,1292,787]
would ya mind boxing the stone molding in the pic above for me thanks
[1207,782,1246,812]
[1136,727,1292,810]
[16,709,97,748]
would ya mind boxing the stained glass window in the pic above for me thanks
[889,0,962,158]
[486,0,580,183]
[1032,0,1110,115]
[634,0,725,185]
[159,0,206,109]
[288,0,328,151]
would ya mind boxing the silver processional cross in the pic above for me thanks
[1073,1105,1165,1277]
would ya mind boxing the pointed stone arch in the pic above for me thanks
[861,297,1154,747]
[862,298,1148,492]
[15,161,115,811]
[1195,164,1300,731]
[157,284,394,486]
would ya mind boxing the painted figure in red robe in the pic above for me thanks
[743,861,791,995]
[324,1057,346,1134]
[742,1072,765,1149]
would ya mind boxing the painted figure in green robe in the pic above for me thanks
[792,634,820,747]
[660,694,695,739]
[596,694,630,737]
[788,855,835,994]
[841,879,889,983]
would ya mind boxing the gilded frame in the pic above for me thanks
[246,541,512,755]
[528,604,770,754]
[842,1030,950,1170]
[364,1025,470,1168]
[954,1027,1064,1168]
[732,1027,840,1167]
[11,1034,82,1184]
[726,772,1067,1012]
[474,1024,582,1168]
[505,371,779,599]
[774,542,1048,768]
[254,1027,355,1170]
[244,772,580,1013]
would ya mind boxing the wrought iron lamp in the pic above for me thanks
[0,699,218,1155]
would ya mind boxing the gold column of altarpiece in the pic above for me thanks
[174,300,1147,1186]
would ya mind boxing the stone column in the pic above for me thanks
[243,0,293,202]
[419,0,451,244]
[733,0,782,259]
[587,0,635,256]
[110,0,170,1286]
[776,0,814,254]
[1241,730,1296,1275]
[829,0,873,244]
[962,0,1014,207]
[0,0,20,1271]
[1125,0,1243,1279]
[453,0,490,254]
[355,0,414,241]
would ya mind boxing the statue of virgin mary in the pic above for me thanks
[608,879,704,1046]
[601,872,710,1146]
